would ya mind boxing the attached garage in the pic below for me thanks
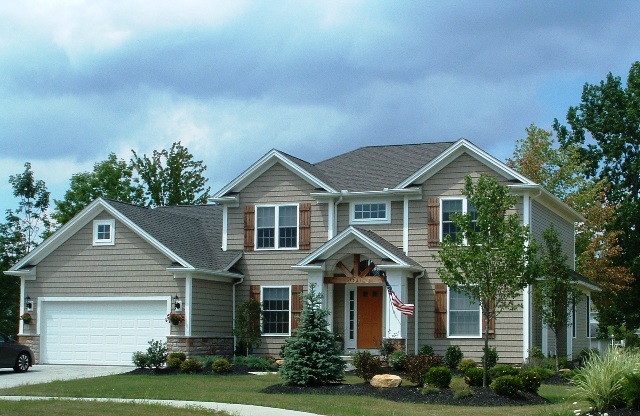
[40,298,169,365]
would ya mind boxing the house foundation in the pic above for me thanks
[166,336,234,358]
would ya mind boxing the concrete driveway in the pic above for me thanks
[0,365,134,389]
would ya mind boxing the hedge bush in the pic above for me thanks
[212,358,233,374]
[419,345,434,356]
[518,370,541,393]
[489,364,520,379]
[181,358,203,374]
[491,375,522,397]
[425,366,452,388]
[458,358,477,373]
[388,350,407,371]
[482,346,499,369]
[464,367,486,387]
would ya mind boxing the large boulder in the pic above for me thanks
[370,374,402,388]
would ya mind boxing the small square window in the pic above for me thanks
[93,219,115,246]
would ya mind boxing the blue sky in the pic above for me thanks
[1,1,640,216]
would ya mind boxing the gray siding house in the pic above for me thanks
[9,139,598,365]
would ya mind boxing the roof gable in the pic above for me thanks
[295,226,422,270]
[397,139,535,188]
[212,149,337,198]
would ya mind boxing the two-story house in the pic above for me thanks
[8,139,598,366]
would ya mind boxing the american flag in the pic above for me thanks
[385,279,414,316]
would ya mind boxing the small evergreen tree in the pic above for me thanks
[280,284,345,386]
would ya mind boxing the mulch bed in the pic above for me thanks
[125,366,640,413]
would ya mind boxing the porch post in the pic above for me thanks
[384,270,407,340]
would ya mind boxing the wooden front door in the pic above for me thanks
[357,286,383,349]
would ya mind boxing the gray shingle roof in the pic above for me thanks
[313,142,455,192]
[353,227,422,268]
[104,199,241,273]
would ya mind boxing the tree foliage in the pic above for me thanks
[53,153,144,225]
[0,163,50,336]
[553,61,640,329]
[280,284,345,386]
[436,174,539,386]
[233,299,262,356]
[533,225,583,371]
[131,142,211,207]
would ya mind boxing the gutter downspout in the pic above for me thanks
[232,277,245,354]
[414,269,426,354]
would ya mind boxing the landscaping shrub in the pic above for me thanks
[167,352,187,369]
[280,284,345,386]
[464,367,486,387]
[532,366,556,380]
[622,372,640,410]
[198,355,224,368]
[444,345,463,368]
[352,351,382,382]
[425,366,452,388]
[131,339,168,369]
[457,358,477,373]
[482,346,499,369]
[378,338,399,358]
[489,364,520,379]
[233,299,262,356]
[132,351,151,368]
[571,348,640,412]
[234,355,276,371]
[452,384,473,399]
[518,370,541,393]
[528,346,545,360]
[212,358,233,374]
[388,350,407,371]
[419,345,434,356]
[181,358,203,374]
[405,354,445,387]
[491,375,523,397]
[166,357,183,369]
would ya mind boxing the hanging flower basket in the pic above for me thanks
[166,313,184,325]
[20,313,32,324]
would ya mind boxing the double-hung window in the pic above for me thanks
[262,287,290,335]
[441,198,478,242]
[448,287,481,337]
[256,205,298,249]
[93,219,115,246]
[350,202,390,224]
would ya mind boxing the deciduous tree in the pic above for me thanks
[436,174,539,386]
[131,142,210,207]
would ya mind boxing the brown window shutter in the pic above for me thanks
[427,198,440,248]
[244,205,255,252]
[434,283,447,338]
[299,203,311,250]
[482,299,495,339]
[249,285,261,334]
[290,285,304,333]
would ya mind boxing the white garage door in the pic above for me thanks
[41,299,168,365]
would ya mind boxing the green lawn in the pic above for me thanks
[0,374,578,416]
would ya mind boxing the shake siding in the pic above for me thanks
[191,279,233,337]
[336,202,403,247]
[530,200,574,263]
[407,154,525,363]
[31,212,181,298]
[228,163,324,354]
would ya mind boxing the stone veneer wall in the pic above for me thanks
[166,336,234,358]
[18,335,40,364]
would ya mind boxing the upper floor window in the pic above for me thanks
[448,287,481,338]
[441,198,477,242]
[256,205,298,249]
[350,202,390,224]
[262,286,290,335]
[93,219,115,246]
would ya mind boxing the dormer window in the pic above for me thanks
[350,202,390,225]
[93,219,115,246]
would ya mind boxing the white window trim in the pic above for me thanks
[255,204,299,250]
[261,286,291,336]
[349,201,391,225]
[447,286,482,339]
[440,197,476,242]
[93,219,115,246]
